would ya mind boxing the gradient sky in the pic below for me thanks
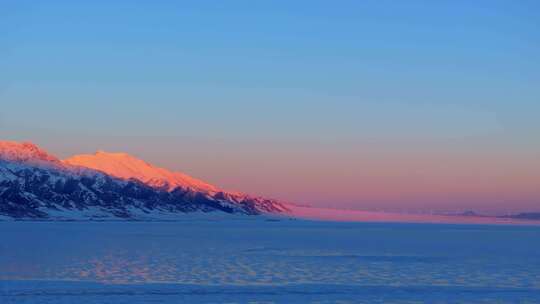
[1,1,539,213]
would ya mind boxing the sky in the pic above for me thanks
[1,0,539,214]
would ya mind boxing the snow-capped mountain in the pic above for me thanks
[0,141,289,220]
[64,150,289,213]
[64,151,219,193]
[0,141,63,168]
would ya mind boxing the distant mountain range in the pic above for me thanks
[441,210,540,221]
[0,141,289,220]
[500,213,540,220]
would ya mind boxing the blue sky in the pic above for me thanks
[1,1,539,212]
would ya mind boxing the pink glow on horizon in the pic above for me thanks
[180,147,540,213]
[7,138,540,213]
[64,142,540,213]
[285,205,540,226]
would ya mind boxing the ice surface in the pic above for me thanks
[1,219,539,303]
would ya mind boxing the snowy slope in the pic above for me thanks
[64,150,290,213]
[0,141,63,168]
[64,151,218,193]
[0,141,289,220]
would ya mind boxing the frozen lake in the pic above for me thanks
[1,218,539,303]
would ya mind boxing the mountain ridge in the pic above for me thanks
[0,141,63,167]
[0,140,290,220]
[64,150,219,193]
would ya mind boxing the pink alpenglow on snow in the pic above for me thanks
[0,141,63,168]
[64,151,218,193]
[63,150,289,213]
